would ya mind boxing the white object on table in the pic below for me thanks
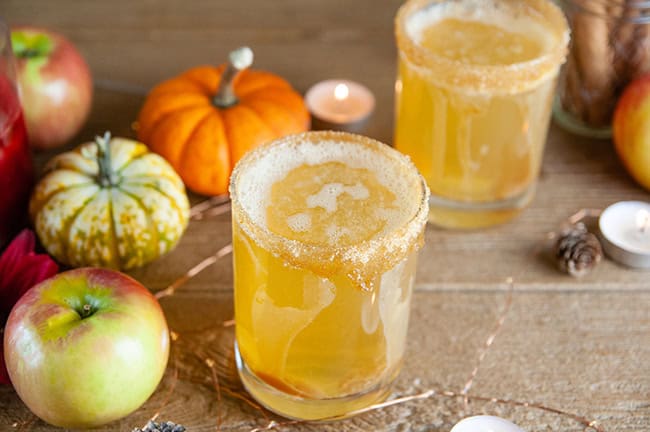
[598,201,650,269]
[450,415,524,432]
[305,79,375,132]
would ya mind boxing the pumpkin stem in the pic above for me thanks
[95,131,119,187]
[213,46,254,108]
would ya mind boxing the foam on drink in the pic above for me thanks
[306,182,370,214]
[234,135,421,234]
[405,0,554,57]
[285,212,312,233]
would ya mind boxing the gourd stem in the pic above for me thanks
[213,46,254,108]
[96,131,118,187]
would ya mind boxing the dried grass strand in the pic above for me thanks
[461,277,515,406]
[547,208,604,242]
[246,388,605,432]
[146,349,180,425]
[16,415,36,432]
[193,202,231,221]
[155,244,233,300]
[205,358,223,431]
[190,196,231,220]
[568,208,602,225]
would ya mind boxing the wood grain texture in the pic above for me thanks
[3,1,650,431]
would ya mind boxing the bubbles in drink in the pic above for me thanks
[307,183,344,213]
[286,212,311,233]
[426,19,544,65]
[405,0,554,62]
[325,223,351,245]
[306,182,369,213]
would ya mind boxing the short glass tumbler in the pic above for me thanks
[229,131,429,420]
[394,0,569,228]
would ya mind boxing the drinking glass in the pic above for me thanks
[230,131,429,420]
[394,0,569,228]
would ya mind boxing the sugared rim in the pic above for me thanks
[229,131,430,290]
[395,0,570,94]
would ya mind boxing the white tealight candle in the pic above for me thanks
[450,415,524,432]
[599,201,650,269]
[305,79,375,133]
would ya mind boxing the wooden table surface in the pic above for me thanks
[3,1,650,431]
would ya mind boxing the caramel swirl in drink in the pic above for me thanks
[230,131,428,420]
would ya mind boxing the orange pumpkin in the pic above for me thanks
[137,47,310,196]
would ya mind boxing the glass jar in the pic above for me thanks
[554,0,650,138]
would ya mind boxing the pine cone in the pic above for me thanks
[555,223,603,277]
[132,420,186,432]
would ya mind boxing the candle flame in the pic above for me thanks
[334,83,349,101]
[636,209,650,233]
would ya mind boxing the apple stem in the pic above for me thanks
[17,49,40,59]
[95,131,119,187]
[80,304,94,318]
[212,46,254,108]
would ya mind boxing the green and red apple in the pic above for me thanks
[613,74,650,191]
[3,268,169,429]
[11,27,92,150]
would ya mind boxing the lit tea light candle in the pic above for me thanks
[450,415,524,432]
[599,201,650,269]
[305,79,375,133]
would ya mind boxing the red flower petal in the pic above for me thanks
[21,255,58,295]
[3,255,58,310]
[0,229,35,291]
[0,230,58,319]
[0,230,58,386]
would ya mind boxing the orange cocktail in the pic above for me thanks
[395,0,569,228]
[230,132,428,420]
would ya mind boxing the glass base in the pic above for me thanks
[234,341,394,421]
[552,97,612,139]
[427,185,535,229]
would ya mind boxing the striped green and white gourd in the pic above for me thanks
[30,133,190,270]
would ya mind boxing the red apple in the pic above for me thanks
[3,268,169,428]
[11,26,92,150]
[613,74,650,191]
